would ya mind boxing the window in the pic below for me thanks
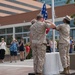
[23,26,30,32]
[72,29,75,40]
[23,33,28,37]
[24,39,26,44]
[7,28,13,33]
[0,29,5,34]
[70,20,75,27]
[15,27,22,33]
[28,38,30,42]
[15,34,22,41]
[23,32,30,37]
[6,35,12,45]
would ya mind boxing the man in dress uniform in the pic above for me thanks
[29,14,55,75]
[55,15,71,74]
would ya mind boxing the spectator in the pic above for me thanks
[49,39,53,52]
[49,40,57,52]
[19,38,25,61]
[46,39,51,52]
[0,38,6,63]
[25,44,30,59]
[69,37,74,53]
[10,38,18,63]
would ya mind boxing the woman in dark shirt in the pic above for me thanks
[19,38,25,61]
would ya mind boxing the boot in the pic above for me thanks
[28,73,35,75]
[36,73,43,75]
[67,66,70,74]
[60,67,68,74]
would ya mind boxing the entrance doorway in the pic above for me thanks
[23,37,30,44]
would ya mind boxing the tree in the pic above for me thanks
[66,0,70,4]
[66,0,75,25]
[66,0,75,4]
[71,14,75,25]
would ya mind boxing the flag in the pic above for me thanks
[41,3,50,34]
[41,3,48,20]
[46,28,50,34]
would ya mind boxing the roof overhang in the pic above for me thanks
[0,0,50,17]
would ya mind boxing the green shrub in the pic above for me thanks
[26,48,32,59]
[25,42,32,59]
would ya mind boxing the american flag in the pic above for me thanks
[41,3,48,20]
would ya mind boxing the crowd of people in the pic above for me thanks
[69,37,75,53]
[0,13,75,75]
[46,39,57,52]
[46,37,75,53]
[0,38,30,63]
[0,36,74,63]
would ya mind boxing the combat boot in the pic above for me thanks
[67,66,70,74]
[60,67,68,74]
[36,73,43,75]
[28,73,35,75]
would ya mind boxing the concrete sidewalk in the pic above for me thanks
[0,58,75,75]
[0,59,34,75]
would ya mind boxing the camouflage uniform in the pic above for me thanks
[56,23,70,68]
[30,21,51,73]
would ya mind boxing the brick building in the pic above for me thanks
[0,0,75,45]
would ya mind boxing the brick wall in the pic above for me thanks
[0,4,75,26]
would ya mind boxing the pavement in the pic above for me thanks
[0,59,75,75]
[0,59,34,75]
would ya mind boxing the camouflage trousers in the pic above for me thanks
[59,43,70,68]
[31,43,46,73]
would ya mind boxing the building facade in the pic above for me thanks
[0,22,31,45]
[38,0,74,6]
[0,4,75,45]
[0,17,74,46]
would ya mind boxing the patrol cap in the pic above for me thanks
[37,14,43,20]
[31,19,37,24]
[64,15,72,21]
[37,14,43,18]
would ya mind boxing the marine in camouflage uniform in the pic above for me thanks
[56,15,71,74]
[30,14,55,75]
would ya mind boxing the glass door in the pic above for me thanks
[23,37,30,44]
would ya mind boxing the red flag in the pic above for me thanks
[46,28,50,34]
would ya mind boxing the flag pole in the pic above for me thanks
[52,0,55,52]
